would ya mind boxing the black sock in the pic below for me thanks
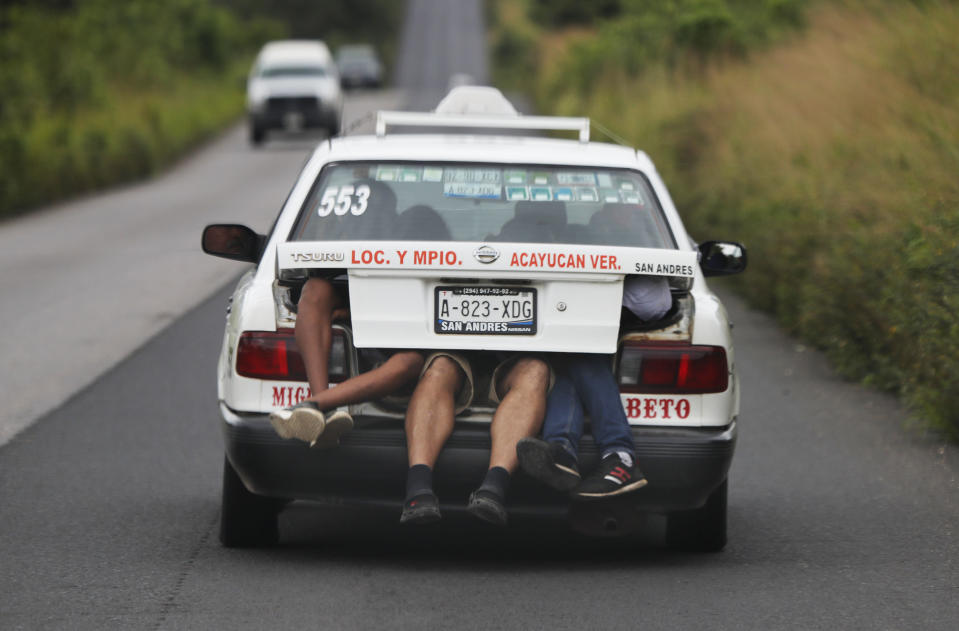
[478,466,510,499]
[406,464,433,501]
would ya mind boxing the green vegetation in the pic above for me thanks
[0,0,404,217]
[492,0,959,439]
[0,0,281,216]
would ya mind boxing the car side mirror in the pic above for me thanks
[201,224,265,263]
[698,240,747,277]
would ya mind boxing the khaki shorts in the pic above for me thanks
[419,351,554,414]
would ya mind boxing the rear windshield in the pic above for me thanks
[290,162,676,249]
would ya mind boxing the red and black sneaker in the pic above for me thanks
[573,453,647,499]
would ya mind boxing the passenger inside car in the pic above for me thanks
[395,204,451,240]
[588,202,672,247]
[321,179,399,241]
[490,200,567,243]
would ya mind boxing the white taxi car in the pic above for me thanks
[203,87,746,550]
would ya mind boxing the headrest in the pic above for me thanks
[514,200,567,225]
[360,179,397,215]
[397,204,451,240]
[589,202,660,247]
[591,202,633,224]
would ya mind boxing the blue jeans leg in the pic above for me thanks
[566,354,635,458]
[541,370,584,461]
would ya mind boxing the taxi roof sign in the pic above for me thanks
[375,87,591,142]
[375,111,591,143]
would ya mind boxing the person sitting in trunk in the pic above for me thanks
[270,183,424,447]
[516,275,672,498]
[400,352,552,527]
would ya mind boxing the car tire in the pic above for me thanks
[219,456,282,547]
[665,478,727,552]
[249,120,266,146]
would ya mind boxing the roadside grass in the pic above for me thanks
[493,0,959,438]
[0,0,405,218]
[0,0,277,218]
[3,66,249,213]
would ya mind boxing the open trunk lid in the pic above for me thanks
[277,239,696,353]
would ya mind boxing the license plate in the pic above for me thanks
[283,111,304,131]
[434,286,537,335]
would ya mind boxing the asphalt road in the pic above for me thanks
[0,90,401,446]
[2,0,957,629]
[395,0,488,110]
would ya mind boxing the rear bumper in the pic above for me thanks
[251,98,337,129]
[222,407,735,532]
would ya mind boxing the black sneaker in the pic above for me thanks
[400,492,441,525]
[516,437,581,491]
[466,489,508,526]
[573,453,648,499]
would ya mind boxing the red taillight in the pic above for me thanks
[235,329,348,382]
[617,343,728,394]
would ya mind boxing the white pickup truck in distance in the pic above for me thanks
[246,40,343,145]
[203,87,747,551]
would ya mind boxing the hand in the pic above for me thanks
[332,307,351,322]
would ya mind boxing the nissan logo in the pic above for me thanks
[473,245,499,264]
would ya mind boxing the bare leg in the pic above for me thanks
[295,278,341,395]
[405,357,464,467]
[488,358,550,473]
[310,351,424,409]
[463,358,549,526]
